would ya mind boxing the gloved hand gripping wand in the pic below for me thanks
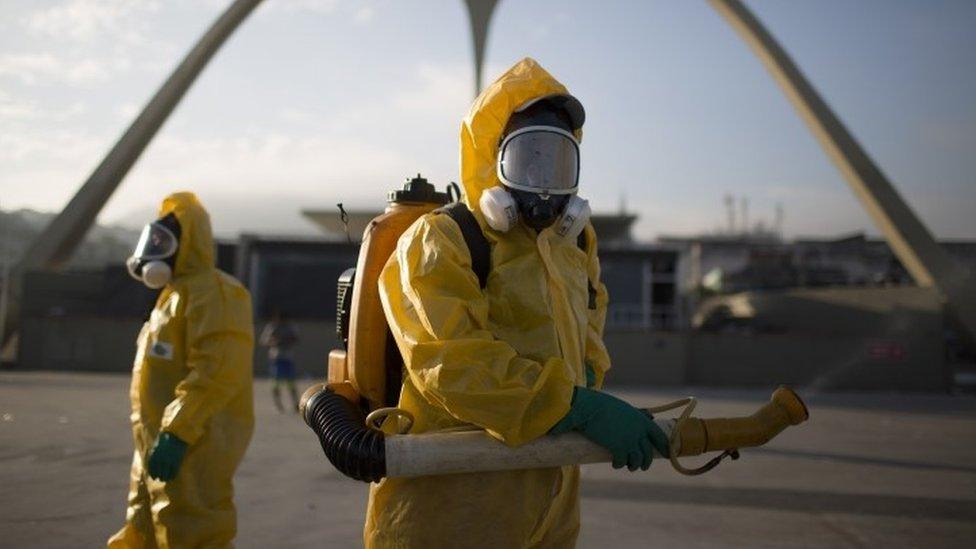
[300,384,808,482]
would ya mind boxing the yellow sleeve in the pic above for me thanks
[161,277,254,445]
[379,214,575,446]
[582,224,612,389]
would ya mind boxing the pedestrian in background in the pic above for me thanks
[260,310,300,412]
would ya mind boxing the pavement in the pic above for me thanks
[1,371,975,548]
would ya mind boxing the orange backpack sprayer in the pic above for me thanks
[301,175,809,482]
[327,174,452,413]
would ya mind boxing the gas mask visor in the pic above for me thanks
[126,221,178,280]
[497,125,580,195]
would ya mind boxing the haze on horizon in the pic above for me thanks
[1,0,974,241]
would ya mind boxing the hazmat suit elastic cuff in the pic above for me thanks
[585,360,606,390]
[161,412,203,446]
[593,373,605,390]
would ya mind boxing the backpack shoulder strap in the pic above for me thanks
[436,202,491,289]
[577,228,598,310]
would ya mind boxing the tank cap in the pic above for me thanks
[388,173,450,205]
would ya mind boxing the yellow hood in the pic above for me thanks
[459,57,582,209]
[157,191,215,277]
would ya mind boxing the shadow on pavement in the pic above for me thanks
[581,481,976,522]
[750,447,976,474]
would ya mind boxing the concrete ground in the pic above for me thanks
[1,372,975,548]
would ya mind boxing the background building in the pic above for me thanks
[13,206,684,380]
[9,196,974,392]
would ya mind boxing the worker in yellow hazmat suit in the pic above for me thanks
[367,58,668,547]
[108,192,254,548]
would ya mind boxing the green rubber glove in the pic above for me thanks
[550,386,670,471]
[585,362,598,388]
[147,432,188,481]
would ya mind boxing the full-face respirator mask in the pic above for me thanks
[479,95,591,240]
[126,213,180,289]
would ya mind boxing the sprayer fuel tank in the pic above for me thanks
[344,175,450,410]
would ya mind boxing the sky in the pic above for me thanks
[1,0,974,240]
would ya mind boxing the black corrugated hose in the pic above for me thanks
[303,387,386,482]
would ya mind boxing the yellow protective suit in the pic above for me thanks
[366,58,612,548]
[108,192,255,549]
